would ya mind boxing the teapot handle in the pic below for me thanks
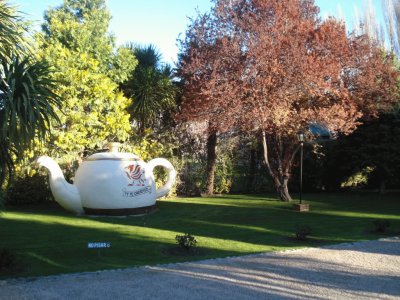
[147,158,176,198]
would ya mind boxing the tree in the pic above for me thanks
[327,109,400,193]
[178,0,399,201]
[177,13,244,194]
[121,44,177,137]
[42,0,135,83]
[38,0,137,163]
[0,1,61,186]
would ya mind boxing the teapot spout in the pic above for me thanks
[37,156,83,214]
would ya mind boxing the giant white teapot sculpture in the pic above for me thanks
[37,143,176,216]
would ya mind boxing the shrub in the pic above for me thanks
[6,173,53,205]
[295,225,312,241]
[176,159,205,196]
[175,233,197,250]
[373,219,391,233]
[0,248,17,271]
[214,151,234,194]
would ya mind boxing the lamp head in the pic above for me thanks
[297,132,304,142]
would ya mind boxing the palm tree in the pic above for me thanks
[0,1,61,186]
[121,44,177,136]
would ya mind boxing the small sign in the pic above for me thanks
[88,242,111,249]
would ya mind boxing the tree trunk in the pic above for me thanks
[261,130,293,202]
[277,174,292,202]
[205,131,217,195]
[138,119,146,137]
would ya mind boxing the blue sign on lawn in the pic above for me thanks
[88,242,111,249]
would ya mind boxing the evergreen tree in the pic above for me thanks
[121,44,177,137]
[38,0,137,163]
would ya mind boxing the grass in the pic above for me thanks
[0,192,399,278]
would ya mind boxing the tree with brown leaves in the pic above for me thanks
[177,0,399,201]
[177,13,244,195]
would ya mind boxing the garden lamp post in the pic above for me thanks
[297,132,304,204]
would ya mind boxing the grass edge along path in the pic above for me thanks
[0,193,399,278]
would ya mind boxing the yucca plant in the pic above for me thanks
[0,57,61,186]
[0,1,61,187]
[0,0,25,63]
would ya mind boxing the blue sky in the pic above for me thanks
[12,0,385,64]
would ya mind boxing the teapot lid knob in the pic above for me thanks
[108,142,121,153]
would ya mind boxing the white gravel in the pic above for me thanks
[1,237,399,300]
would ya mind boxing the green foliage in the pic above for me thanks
[6,173,52,205]
[176,134,232,196]
[214,149,234,194]
[121,44,177,135]
[0,2,61,187]
[41,45,131,160]
[38,0,177,194]
[175,233,197,250]
[288,109,400,192]
[42,0,136,83]
[342,112,400,188]
[120,131,169,162]
[36,0,137,163]
[0,0,25,62]
[0,57,61,147]
[109,46,137,84]
[328,111,400,191]
[340,167,374,188]
[176,135,275,196]
[177,158,205,196]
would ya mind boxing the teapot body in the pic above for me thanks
[75,152,156,215]
[38,142,176,216]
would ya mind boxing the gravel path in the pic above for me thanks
[1,237,399,300]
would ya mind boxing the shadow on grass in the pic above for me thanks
[134,199,398,243]
[0,216,248,279]
[1,193,399,278]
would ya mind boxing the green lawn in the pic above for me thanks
[1,193,399,278]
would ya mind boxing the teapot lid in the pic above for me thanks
[84,142,140,161]
[85,152,140,161]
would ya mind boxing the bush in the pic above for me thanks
[175,233,197,250]
[213,151,234,194]
[373,219,391,233]
[176,159,205,196]
[0,248,17,271]
[295,225,312,241]
[6,173,53,205]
